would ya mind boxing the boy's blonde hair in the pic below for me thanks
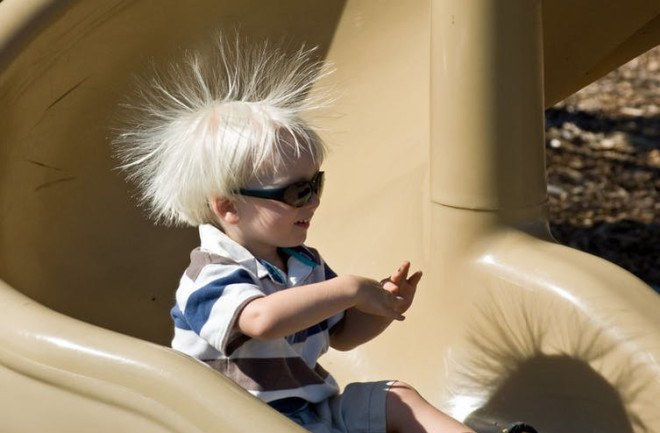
[114,36,333,226]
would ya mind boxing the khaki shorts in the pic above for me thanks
[281,381,394,433]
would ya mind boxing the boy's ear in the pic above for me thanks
[211,197,240,225]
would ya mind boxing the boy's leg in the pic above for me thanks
[386,381,476,433]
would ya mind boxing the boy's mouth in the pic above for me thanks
[295,218,311,227]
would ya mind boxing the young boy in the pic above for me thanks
[115,36,474,433]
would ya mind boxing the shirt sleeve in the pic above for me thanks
[177,263,264,354]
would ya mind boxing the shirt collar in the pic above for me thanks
[198,224,319,285]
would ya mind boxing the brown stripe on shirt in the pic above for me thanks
[185,247,239,281]
[206,357,330,391]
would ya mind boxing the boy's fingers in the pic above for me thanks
[382,283,397,294]
[391,296,407,319]
[391,261,410,284]
[408,270,423,287]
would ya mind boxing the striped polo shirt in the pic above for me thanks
[171,224,343,407]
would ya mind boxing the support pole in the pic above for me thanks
[430,0,547,212]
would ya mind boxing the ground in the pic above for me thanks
[546,46,660,289]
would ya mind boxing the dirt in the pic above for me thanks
[545,46,660,289]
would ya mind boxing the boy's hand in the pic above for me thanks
[328,264,423,350]
[380,261,422,315]
[343,275,408,321]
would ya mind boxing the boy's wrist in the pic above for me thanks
[334,274,361,307]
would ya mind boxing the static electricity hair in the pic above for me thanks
[113,36,333,226]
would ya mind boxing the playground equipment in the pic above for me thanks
[0,0,659,432]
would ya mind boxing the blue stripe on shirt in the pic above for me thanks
[290,320,329,344]
[184,268,254,334]
[324,263,337,280]
[171,304,192,331]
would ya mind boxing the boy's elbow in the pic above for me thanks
[330,338,357,352]
[242,320,276,340]
[329,324,359,351]
[237,303,280,340]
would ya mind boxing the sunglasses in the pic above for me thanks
[239,171,325,207]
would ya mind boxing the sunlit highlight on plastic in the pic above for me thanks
[40,336,141,367]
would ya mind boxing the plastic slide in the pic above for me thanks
[0,0,659,432]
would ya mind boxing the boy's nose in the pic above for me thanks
[306,191,321,208]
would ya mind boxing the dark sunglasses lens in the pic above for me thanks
[315,173,324,196]
[283,184,312,207]
[282,172,324,207]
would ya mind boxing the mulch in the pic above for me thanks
[545,46,660,289]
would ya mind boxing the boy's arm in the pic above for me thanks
[236,274,407,341]
[328,309,393,351]
[330,262,422,351]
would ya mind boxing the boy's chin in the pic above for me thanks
[281,234,307,248]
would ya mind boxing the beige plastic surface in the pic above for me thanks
[0,0,659,432]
